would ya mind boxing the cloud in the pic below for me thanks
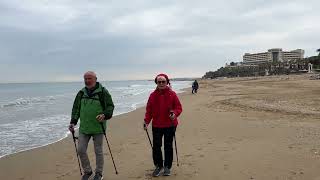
[0,0,319,82]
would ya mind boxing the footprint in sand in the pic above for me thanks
[144,169,155,179]
[184,154,193,158]
[289,170,304,177]
[66,155,73,160]
[129,175,143,179]
[184,162,194,166]
[200,128,207,132]
[290,171,297,175]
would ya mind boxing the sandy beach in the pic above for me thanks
[1,74,320,180]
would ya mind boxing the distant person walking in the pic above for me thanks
[69,71,115,180]
[144,73,183,177]
[192,80,199,94]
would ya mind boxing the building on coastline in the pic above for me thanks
[243,48,305,65]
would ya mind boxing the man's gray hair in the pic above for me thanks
[84,71,97,78]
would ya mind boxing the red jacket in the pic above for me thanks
[144,87,182,128]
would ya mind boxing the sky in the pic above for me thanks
[0,0,319,83]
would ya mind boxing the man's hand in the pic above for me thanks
[68,123,75,132]
[143,122,149,130]
[96,114,106,122]
[169,112,176,121]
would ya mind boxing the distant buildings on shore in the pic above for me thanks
[243,48,305,65]
[204,48,318,79]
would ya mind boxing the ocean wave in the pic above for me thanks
[129,84,154,88]
[0,96,58,108]
[111,88,153,99]
[0,114,70,158]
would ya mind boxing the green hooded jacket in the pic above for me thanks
[71,82,114,134]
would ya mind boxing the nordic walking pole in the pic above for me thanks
[144,123,153,148]
[71,131,82,175]
[100,123,118,175]
[145,129,153,148]
[170,112,180,167]
[173,130,179,166]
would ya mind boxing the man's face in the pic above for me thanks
[156,76,167,90]
[84,75,97,89]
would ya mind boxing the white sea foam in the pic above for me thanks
[0,96,58,108]
[0,114,70,158]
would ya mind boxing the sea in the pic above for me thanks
[0,80,191,158]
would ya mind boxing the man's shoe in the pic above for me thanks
[93,172,103,180]
[81,171,93,180]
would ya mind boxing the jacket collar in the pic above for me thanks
[81,82,102,96]
[155,86,170,94]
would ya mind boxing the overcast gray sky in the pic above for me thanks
[0,0,319,82]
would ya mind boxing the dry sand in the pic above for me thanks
[1,74,320,180]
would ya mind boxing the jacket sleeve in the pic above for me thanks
[70,91,82,125]
[172,93,182,117]
[144,95,153,125]
[103,89,115,120]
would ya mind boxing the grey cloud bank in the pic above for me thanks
[0,0,319,82]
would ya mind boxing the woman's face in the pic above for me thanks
[156,76,167,90]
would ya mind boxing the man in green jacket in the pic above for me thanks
[69,71,114,180]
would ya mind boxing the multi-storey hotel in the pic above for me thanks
[243,48,305,65]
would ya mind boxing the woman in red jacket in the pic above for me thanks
[144,73,183,177]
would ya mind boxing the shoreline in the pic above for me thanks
[0,87,191,160]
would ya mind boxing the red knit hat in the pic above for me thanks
[154,73,170,84]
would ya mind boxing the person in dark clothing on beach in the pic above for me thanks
[144,73,183,177]
[192,80,199,94]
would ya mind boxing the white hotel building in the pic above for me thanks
[243,48,305,65]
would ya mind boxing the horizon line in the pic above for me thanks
[0,77,199,84]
